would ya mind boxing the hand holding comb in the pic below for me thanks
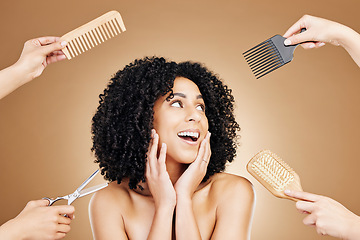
[60,10,126,59]
[247,150,303,201]
[243,29,306,79]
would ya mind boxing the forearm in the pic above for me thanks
[175,197,201,240]
[347,215,360,240]
[148,205,175,240]
[0,219,23,240]
[337,26,360,67]
[0,63,31,100]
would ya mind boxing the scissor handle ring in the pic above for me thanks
[42,197,64,206]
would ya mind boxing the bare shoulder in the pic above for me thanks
[89,181,131,239]
[209,173,255,204]
[89,180,134,223]
[90,180,131,211]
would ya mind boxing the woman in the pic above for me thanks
[89,57,254,239]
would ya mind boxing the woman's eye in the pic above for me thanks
[196,104,205,111]
[171,101,182,108]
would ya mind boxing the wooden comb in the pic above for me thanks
[247,150,303,201]
[60,10,126,59]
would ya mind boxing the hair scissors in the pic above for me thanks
[44,169,107,206]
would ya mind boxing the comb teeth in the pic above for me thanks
[243,38,284,79]
[60,11,126,59]
[250,150,294,192]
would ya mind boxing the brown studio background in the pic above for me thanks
[1,0,360,239]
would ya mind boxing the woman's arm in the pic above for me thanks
[174,132,211,240]
[283,15,360,67]
[0,37,67,100]
[211,177,255,240]
[146,130,176,239]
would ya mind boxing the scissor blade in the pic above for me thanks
[76,169,99,192]
[79,183,108,198]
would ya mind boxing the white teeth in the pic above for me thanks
[177,131,199,139]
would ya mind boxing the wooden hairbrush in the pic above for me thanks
[247,150,303,201]
[60,10,126,59]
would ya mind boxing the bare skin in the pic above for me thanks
[0,36,67,100]
[89,77,255,239]
[90,173,254,240]
[283,14,360,67]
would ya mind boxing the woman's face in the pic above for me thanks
[153,77,209,164]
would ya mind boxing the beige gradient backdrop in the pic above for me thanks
[1,0,360,239]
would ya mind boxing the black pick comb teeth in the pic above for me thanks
[243,29,305,79]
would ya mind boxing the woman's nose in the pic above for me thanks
[186,108,201,122]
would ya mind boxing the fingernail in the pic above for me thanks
[318,42,325,47]
[60,41,67,47]
[309,43,315,48]
[284,189,291,195]
[284,39,291,46]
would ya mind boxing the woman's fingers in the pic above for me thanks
[158,143,167,173]
[296,200,315,213]
[303,213,316,226]
[36,36,61,46]
[200,132,211,167]
[146,129,168,176]
[148,130,159,173]
[284,190,321,202]
[46,54,67,65]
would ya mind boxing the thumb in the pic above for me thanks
[41,41,67,55]
[26,199,51,208]
[284,32,309,46]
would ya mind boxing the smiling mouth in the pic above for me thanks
[177,131,200,142]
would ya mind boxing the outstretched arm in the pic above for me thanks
[285,189,360,239]
[0,37,67,99]
[283,15,360,67]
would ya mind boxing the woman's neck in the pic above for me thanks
[165,159,188,185]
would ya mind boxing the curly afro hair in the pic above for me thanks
[91,56,240,189]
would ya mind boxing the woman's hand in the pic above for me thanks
[283,15,348,49]
[13,36,67,82]
[174,131,211,200]
[285,190,360,239]
[145,129,176,209]
[0,36,68,100]
[0,199,75,240]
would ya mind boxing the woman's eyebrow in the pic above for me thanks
[173,93,203,99]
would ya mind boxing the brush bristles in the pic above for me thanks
[64,18,124,59]
[243,39,284,79]
[250,150,294,192]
